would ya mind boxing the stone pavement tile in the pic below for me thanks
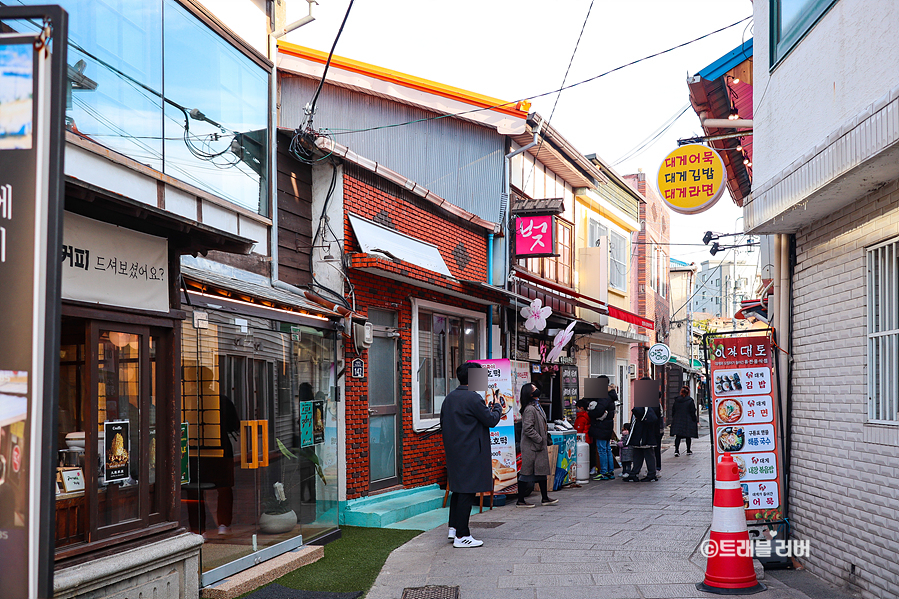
[538,584,642,599]
[609,559,705,573]
[513,562,612,575]
[426,575,499,589]
[527,548,617,560]
[502,540,597,550]
[497,574,596,588]
[639,583,715,598]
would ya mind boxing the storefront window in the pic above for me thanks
[55,318,171,550]
[11,0,270,214]
[416,306,483,421]
[180,307,338,577]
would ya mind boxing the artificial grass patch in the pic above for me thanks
[240,526,422,598]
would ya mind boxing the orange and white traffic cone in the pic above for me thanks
[696,452,766,595]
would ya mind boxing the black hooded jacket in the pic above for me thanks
[626,406,659,447]
[587,388,617,441]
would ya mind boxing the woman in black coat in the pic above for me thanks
[670,386,699,456]
[516,384,557,507]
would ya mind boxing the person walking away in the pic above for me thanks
[573,399,595,475]
[670,386,699,456]
[440,362,503,547]
[517,383,558,507]
[588,384,616,481]
[625,406,659,482]
[618,423,633,479]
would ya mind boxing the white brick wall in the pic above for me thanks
[790,180,899,599]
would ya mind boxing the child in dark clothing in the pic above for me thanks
[618,423,633,479]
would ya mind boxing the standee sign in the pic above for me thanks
[0,7,67,599]
[707,334,784,523]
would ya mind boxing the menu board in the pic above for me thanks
[708,335,783,523]
[472,359,518,492]
[561,366,578,422]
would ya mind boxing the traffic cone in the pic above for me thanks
[696,452,766,595]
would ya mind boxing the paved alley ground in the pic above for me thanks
[365,416,855,599]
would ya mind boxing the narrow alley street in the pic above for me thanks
[366,418,847,599]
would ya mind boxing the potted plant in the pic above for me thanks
[259,439,328,534]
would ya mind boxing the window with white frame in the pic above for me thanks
[867,237,899,422]
[413,300,485,428]
[589,218,628,291]
[589,345,617,386]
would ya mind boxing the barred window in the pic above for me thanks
[867,237,899,422]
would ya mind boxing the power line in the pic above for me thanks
[524,0,594,193]
[613,104,691,166]
[303,0,356,131]
[324,15,752,137]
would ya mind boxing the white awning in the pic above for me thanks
[348,213,453,278]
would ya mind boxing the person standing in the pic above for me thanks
[573,399,594,474]
[670,386,699,456]
[625,406,659,482]
[516,383,558,507]
[440,362,502,548]
[588,384,616,481]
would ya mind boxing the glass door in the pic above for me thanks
[368,310,400,491]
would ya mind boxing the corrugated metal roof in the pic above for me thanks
[181,265,336,316]
[280,75,505,224]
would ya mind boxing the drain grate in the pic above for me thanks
[401,586,460,599]
[470,521,504,528]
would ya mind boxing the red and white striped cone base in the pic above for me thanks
[696,452,766,595]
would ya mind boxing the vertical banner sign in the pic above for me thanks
[103,421,130,483]
[511,360,530,422]
[708,334,784,523]
[472,359,518,492]
[561,365,579,422]
[299,402,313,447]
[312,399,325,445]
[180,423,190,484]
[0,17,64,599]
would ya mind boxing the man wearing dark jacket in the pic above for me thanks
[626,406,659,481]
[588,384,617,481]
[440,362,502,548]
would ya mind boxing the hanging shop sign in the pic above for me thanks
[515,214,556,258]
[61,211,169,313]
[707,333,784,523]
[0,16,66,599]
[648,343,671,366]
[657,143,726,215]
[471,359,518,492]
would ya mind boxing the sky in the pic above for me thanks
[283,0,757,266]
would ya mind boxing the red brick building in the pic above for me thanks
[337,160,508,499]
[624,172,671,394]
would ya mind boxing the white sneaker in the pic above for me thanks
[218,525,231,535]
[453,535,484,548]
[447,527,456,540]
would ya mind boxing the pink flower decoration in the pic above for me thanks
[547,321,576,362]
[520,298,551,332]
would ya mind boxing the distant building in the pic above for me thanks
[692,258,757,318]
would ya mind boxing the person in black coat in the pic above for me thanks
[440,361,502,548]
[625,406,659,481]
[670,386,699,456]
[588,385,617,480]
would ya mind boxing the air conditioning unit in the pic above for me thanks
[628,364,637,379]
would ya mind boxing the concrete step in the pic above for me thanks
[343,484,447,528]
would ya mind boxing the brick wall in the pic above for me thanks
[341,165,498,500]
[790,180,899,598]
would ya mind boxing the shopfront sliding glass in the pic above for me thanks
[11,0,269,214]
[180,307,338,577]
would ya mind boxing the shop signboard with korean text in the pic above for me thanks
[708,334,784,523]
[472,359,518,492]
[515,214,556,258]
[0,13,66,598]
[657,144,726,215]
[561,365,578,421]
[61,212,169,313]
